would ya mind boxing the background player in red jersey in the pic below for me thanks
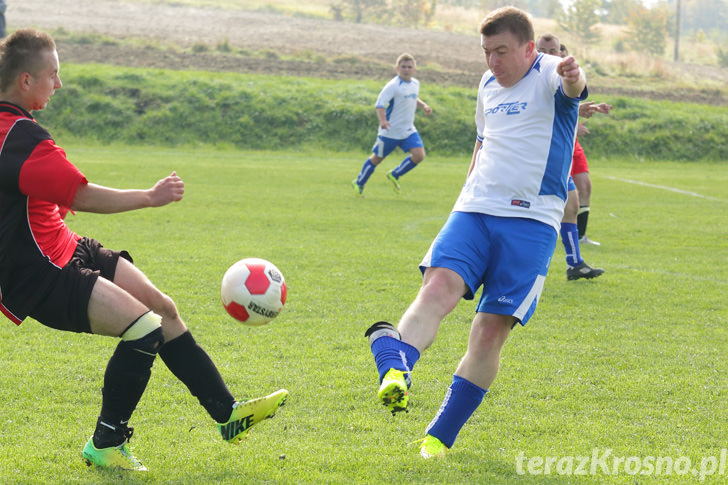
[0,29,287,471]
[573,100,612,245]
[536,34,604,280]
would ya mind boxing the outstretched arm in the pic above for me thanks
[557,55,586,99]
[70,171,184,214]
[579,101,612,118]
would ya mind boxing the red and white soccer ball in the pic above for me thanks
[221,258,287,326]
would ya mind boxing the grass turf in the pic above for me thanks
[0,144,725,483]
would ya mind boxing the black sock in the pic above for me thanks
[92,417,134,449]
[95,341,156,448]
[159,331,236,423]
[577,206,590,238]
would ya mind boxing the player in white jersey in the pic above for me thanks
[365,7,587,459]
[352,53,432,196]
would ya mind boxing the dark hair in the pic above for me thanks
[537,33,559,44]
[479,6,534,45]
[0,29,56,91]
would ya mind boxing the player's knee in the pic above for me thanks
[121,311,165,355]
[420,271,462,313]
[151,292,179,322]
[471,315,511,349]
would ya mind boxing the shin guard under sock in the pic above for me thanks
[159,331,236,423]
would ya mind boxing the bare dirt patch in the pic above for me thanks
[11,0,728,103]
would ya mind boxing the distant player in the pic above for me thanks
[560,42,612,246]
[366,7,588,459]
[537,33,604,280]
[352,53,432,196]
[0,29,287,471]
[573,100,611,245]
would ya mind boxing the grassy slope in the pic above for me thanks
[35,63,728,162]
[0,144,725,483]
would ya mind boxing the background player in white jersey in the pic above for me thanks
[352,53,432,196]
[365,7,587,458]
[536,33,604,280]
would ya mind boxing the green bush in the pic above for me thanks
[578,97,728,161]
[35,63,727,161]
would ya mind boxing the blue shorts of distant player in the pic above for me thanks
[420,211,557,325]
[371,132,423,158]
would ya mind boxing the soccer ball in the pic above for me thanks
[221,258,287,326]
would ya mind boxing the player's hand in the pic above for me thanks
[557,56,581,85]
[380,120,391,130]
[150,171,184,206]
[577,122,590,136]
[593,102,612,115]
[579,101,613,118]
[423,105,432,116]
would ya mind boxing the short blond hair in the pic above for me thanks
[0,29,57,91]
[395,53,416,68]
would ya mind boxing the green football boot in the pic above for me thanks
[386,171,401,193]
[351,180,364,197]
[419,434,448,459]
[217,389,289,444]
[378,368,409,415]
[81,437,147,471]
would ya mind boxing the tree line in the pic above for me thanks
[331,0,728,63]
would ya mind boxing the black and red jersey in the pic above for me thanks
[0,102,87,324]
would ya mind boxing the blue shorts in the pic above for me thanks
[371,132,424,158]
[419,212,557,325]
[568,176,576,192]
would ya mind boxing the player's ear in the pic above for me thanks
[18,71,33,91]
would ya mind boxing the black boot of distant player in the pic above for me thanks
[567,261,605,280]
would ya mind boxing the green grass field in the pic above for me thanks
[0,144,726,484]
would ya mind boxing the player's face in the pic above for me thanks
[396,60,416,81]
[27,49,62,111]
[481,31,535,88]
[536,38,560,57]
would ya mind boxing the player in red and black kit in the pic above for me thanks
[536,34,604,280]
[572,101,612,245]
[0,29,287,471]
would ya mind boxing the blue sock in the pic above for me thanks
[560,222,582,267]
[356,159,376,186]
[425,375,487,448]
[390,156,416,179]
[370,336,420,384]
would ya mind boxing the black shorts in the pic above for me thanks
[29,237,133,334]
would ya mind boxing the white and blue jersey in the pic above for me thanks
[453,53,587,232]
[376,76,420,140]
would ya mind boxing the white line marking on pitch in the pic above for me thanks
[603,176,727,202]
[609,265,728,285]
